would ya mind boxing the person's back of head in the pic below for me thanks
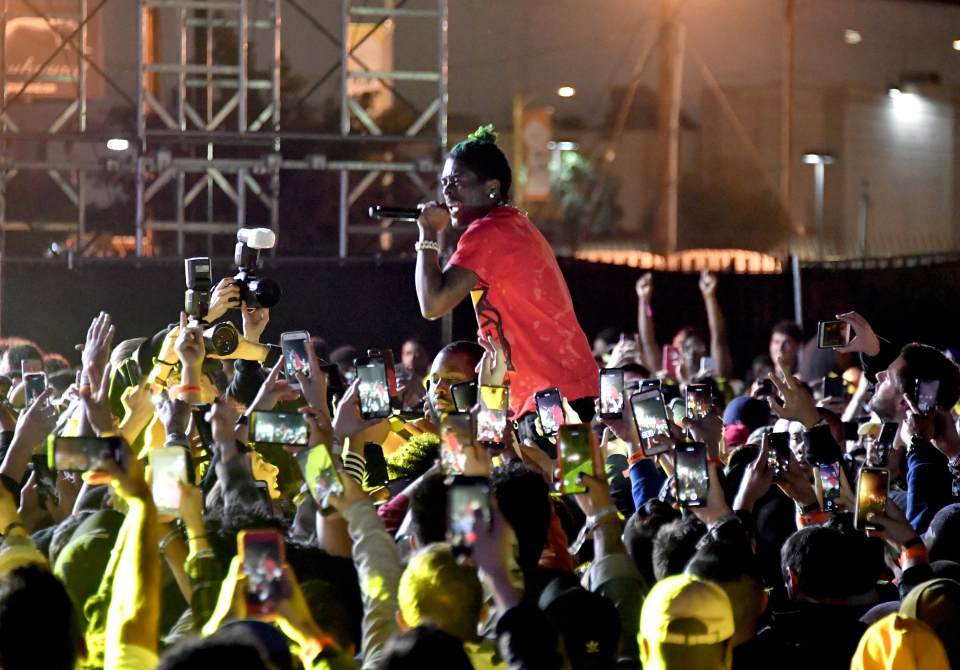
[491,461,552,571]
[300,580,359,657]
[157,635,268,670]
[851,613,950,670]
[896,343,960,410]
[538,579,621,670]
[926,504,960,563]
[652,514,707,581]
[379,626,474,670]
[1,341,43,376]
[782,525,875,602]
[408,472,447,547]
[0,565,82,670]
[684,541,766,646]
[640,574,735,670]
[624,502,680,586]
[398,543,483,642]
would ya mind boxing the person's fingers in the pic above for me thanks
[767,371,788,397]
[264,357,284,385]
[477,335,495,355]
[98,362,113,399]
[777,359,797,389]
[180,311,188,330]
[902,393,922,416]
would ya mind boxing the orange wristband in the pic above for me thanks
[899,544,928,567]
[627,450,646,466]
[175,384,202,394]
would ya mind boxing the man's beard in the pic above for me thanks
[868,393,899,423]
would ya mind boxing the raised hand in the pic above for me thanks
[81,361,116,435]
[332,379,382,443]
[698,269,718,297]
[636,272,653,302]
[241,301,269,343]
[158,398,192,436]
[294,341,329,422]
[417,201,451,236]
[82,312,115,392]
[835,311,881,357]
[768,360,821,429]
[173,312,205,369]
[900,394,935,445]
[476,334,508,387]
[733,434,774,512]
[206,277,241,322]
[248,359,299,413]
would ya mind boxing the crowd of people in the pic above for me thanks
[1,126,958,670]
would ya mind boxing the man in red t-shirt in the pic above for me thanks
[414,127,598,445]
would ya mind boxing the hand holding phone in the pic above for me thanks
[557,424,599,495]
[534,388,564,438]
[295,444,343,513]
[855,467,889,531]
[674,442,709,507]
[818,320,851,349]
[476,385,509,447]
[280,331,311,391]
[238,529,288,619]
[446,476,491,555]
[354,356,392,419]
[630,390,672,456]
[150,446,190,516]
[685,383,711,420]
[599,369,625,420]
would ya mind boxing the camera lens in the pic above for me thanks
[246,277,281,309]
[203,323,239,356]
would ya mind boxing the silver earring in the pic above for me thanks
[489,192,496,199]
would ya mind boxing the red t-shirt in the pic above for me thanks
[448,207,599,417]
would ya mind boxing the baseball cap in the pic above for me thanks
[851,613,950,670]
[639,574,735,646]
[538,576,620,670]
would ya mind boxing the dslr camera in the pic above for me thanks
[234,228,281,309]
[184,257,239,357]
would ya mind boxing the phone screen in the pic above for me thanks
[440,412,473,475]
[662,345,681,377]
[686,383,710,420]
[451,381,478,413]
[151,447,189,515]
[446,477,491,554]
[823,376,845,399]
[281,333,311,382]
[49,436,121,472]
[368,349,399,400]
[818,463,842,512]
[296,445,343,511]
[240,530,285,615]
[877,422,897,465]
[476,385,509,445]
[768,432,791,479]
[818,320,849,348]
[557,424,594,494]
[535,388,564,437]
[599,369,625,418]
[674,443,708,507]
[23,373,46,409]
[356,357,392,419]
[630,390,671,456]
[192,404,214,451]
[250,411,310,447]
[916,380,940,412]
[856,468,889,531]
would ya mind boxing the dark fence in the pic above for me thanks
[1,256,957,377]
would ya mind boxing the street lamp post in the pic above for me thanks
[803,153,835,258]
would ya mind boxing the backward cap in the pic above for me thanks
[639,574,735,646]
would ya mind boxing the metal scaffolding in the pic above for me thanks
[0,0,448,258]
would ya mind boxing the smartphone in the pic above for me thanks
[629,389,672,457]
[48,435,123,472]
[440,412,474,475]
[192,404,214,451]
[534,388,564,438]
[295,444,343,513]
[446,476,491,555]
[818,320,850,349]
[363,443,389,489]
[23,372,47,409]
[757,378,774,396]
[817,463,842,513]
[451,380,478,413]
[640,379,661,393]
[768,432,791,480]
[367,349,399,404]
[150,446,189,516]
[855,467,890,531]
[915,379,940,412]
[823,376,845,399]
[354,356,392,419]
[20,359,42,376]
[674,442,708,507]
[877,422,897,466]
[599,368,625,419]
[557,424,599,495]
[280,331,311,391]
[663,345,681,378]
[685,383,711,420]
[476,385,509,447]
[32,454,59,508]
[238,529,287,618]
[249,411,310,448]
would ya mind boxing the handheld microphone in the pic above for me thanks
[368,205,448,221]
[369,206,420,220]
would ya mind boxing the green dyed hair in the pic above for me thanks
[387,433,440,480]
[447,125,512,200]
